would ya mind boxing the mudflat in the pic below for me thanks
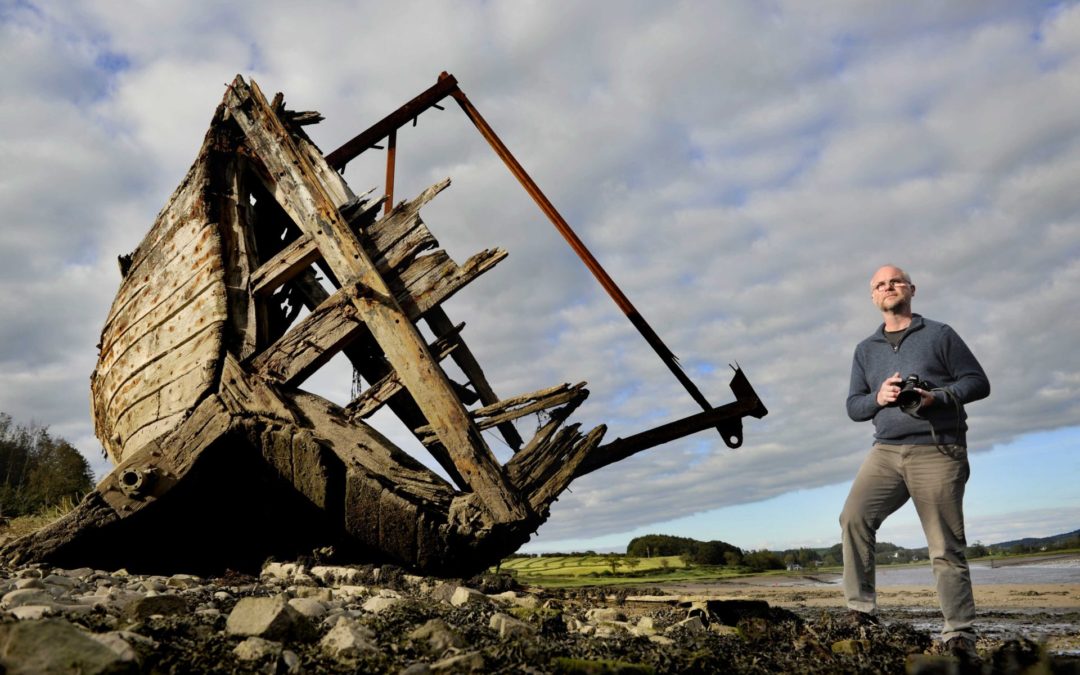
[653,576,1080,610]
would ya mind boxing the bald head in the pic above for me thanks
[870,265,915,315]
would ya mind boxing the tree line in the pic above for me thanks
[626,534,804,572]
[0,412,94,518]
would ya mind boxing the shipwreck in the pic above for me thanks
[1,74,766,576]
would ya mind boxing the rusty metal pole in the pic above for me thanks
[444,76,721,425]
[384,129,397,215]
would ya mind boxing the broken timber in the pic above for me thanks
[1,74,766,576]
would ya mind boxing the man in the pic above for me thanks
[841,265,990,657]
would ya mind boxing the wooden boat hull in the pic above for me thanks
[2,75,765,576]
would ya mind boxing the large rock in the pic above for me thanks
[489,611,533,639]
[320,616,377,661]
[226,596,316,642]
[124,594,189,621]
[409,618,465,652]
[450,586,489,607]
[0,618,137,674]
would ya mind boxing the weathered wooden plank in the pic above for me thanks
[99,226,223,366]
[287,272,467,490]
[346,324,464,420]
[115,412,185,464]
[527,426,606,512]
[112,354,219,458]
[285,390,455,507]
[249,233,319,297]
[218,353,297,422]
[249,285,363,386]
[252,243,505,394]
[393,248,507,319]
[362,180,446,267]
[97,291,226,422]
[415,383,587,444]
[425,307,523,450]
[219,160,262,360]
[98,318,224,461]
[224,76,526,522]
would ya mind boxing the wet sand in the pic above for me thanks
[652,575,1080,610]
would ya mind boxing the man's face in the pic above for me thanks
[870,266,914,312]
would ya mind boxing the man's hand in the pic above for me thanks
[916,388,934,409]
[876,372,902,407]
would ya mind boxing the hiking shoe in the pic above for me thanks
[844,610,881,628]
[944,636,981,667]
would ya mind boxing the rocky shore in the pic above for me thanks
[0,561,1075,674]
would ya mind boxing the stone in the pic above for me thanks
[42,574,81,590]
[138,579,167,593]
[294,586,335,602]
[450,586,489,607]
[831,638,870,655]
[430,651,484,673]
[709,623,741,637]
[226,596,316,642]
[9,605,53,620]
[362,595,401,613]
[333,585,369,600]
[489,611,534,639]
[0,618,136,675]
[234,636,283,661]
[288,597,328,620]
[1,588,54,609]
[594,623,631,638]
[633,616,657,636]
[12,578,44,590]
[281,649,302,674]
[310,565,366,586]
[124,593,189,621]
[585,607,625,623]
[261,562,314,585]
[165,574,202,589]
[409,618,465,652]
[430,582,458,604]
[320,616,377,661]
[87,631,140,663]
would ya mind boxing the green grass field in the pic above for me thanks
[493,555,755,588]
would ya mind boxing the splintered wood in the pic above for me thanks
[1,73,764,576]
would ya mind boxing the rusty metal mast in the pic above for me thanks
[327,72,727,440]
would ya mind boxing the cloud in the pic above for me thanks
[1,1,1077,551]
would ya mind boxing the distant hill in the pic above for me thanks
[989,529,1080,551]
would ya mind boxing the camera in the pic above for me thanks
[895,374,934,414]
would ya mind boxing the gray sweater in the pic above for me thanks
[847,314,990,446]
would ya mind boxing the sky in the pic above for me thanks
[1,1,1078,555]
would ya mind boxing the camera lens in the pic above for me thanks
[896,389,922,411]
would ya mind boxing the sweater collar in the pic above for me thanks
[872,313,924,341]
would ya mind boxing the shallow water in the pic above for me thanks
[875,558,1080,586]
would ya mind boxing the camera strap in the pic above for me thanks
[906,387,963,451]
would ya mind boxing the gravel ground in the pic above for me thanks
[0,561,1076,674]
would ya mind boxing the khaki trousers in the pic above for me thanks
[839,442,975,641]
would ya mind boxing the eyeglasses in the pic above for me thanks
[872,278,910,292]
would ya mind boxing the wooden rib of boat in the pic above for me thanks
[1,75,765,576]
